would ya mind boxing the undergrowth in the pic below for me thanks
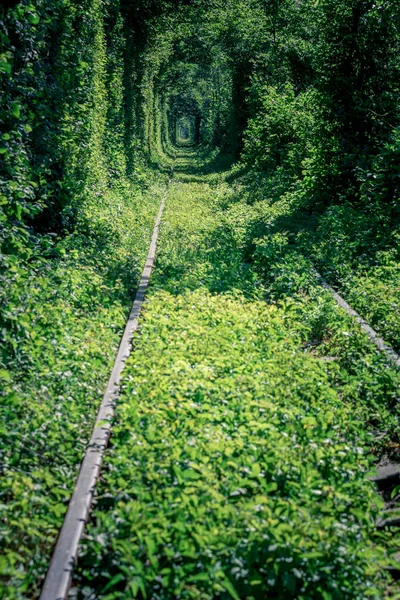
[0,177,165,597]
[76,160,400,599]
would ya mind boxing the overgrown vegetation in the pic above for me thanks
[1,0,400,597]
[0,0,166,595]
[76,164,399,598]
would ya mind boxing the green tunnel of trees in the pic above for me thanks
[1,0,400,598]
[1,0,400,247]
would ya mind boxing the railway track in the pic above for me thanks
[316,272,400,577]
[39,173,173,600]
[314,271,400,369]
[38,162,399,598]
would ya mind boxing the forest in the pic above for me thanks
[1,0,400,598]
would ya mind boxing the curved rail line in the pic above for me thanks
[39,174,173,600]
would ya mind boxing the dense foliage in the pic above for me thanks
[0,0,166,595]
[76,158,399,598]
[1,0,400,597]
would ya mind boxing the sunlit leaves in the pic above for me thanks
[76,177,390,599]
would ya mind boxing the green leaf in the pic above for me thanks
[102,573,125,592]
[220,578,240,600]
[28,13,40,25]
[11,102,20,119]
[0,369,11,381]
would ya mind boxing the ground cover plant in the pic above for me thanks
[154,163,400,454]
[220,190,400,455]
[227,176,400,364]
[77,289,388,600]
[310,213,400,354]
[0,179,165,597]
[76,166,400,599]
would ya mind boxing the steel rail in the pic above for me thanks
[314,271,400,368]
[39,176,173,600]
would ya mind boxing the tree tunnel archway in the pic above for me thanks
[175,115,196,146]
[123,10,236,160]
